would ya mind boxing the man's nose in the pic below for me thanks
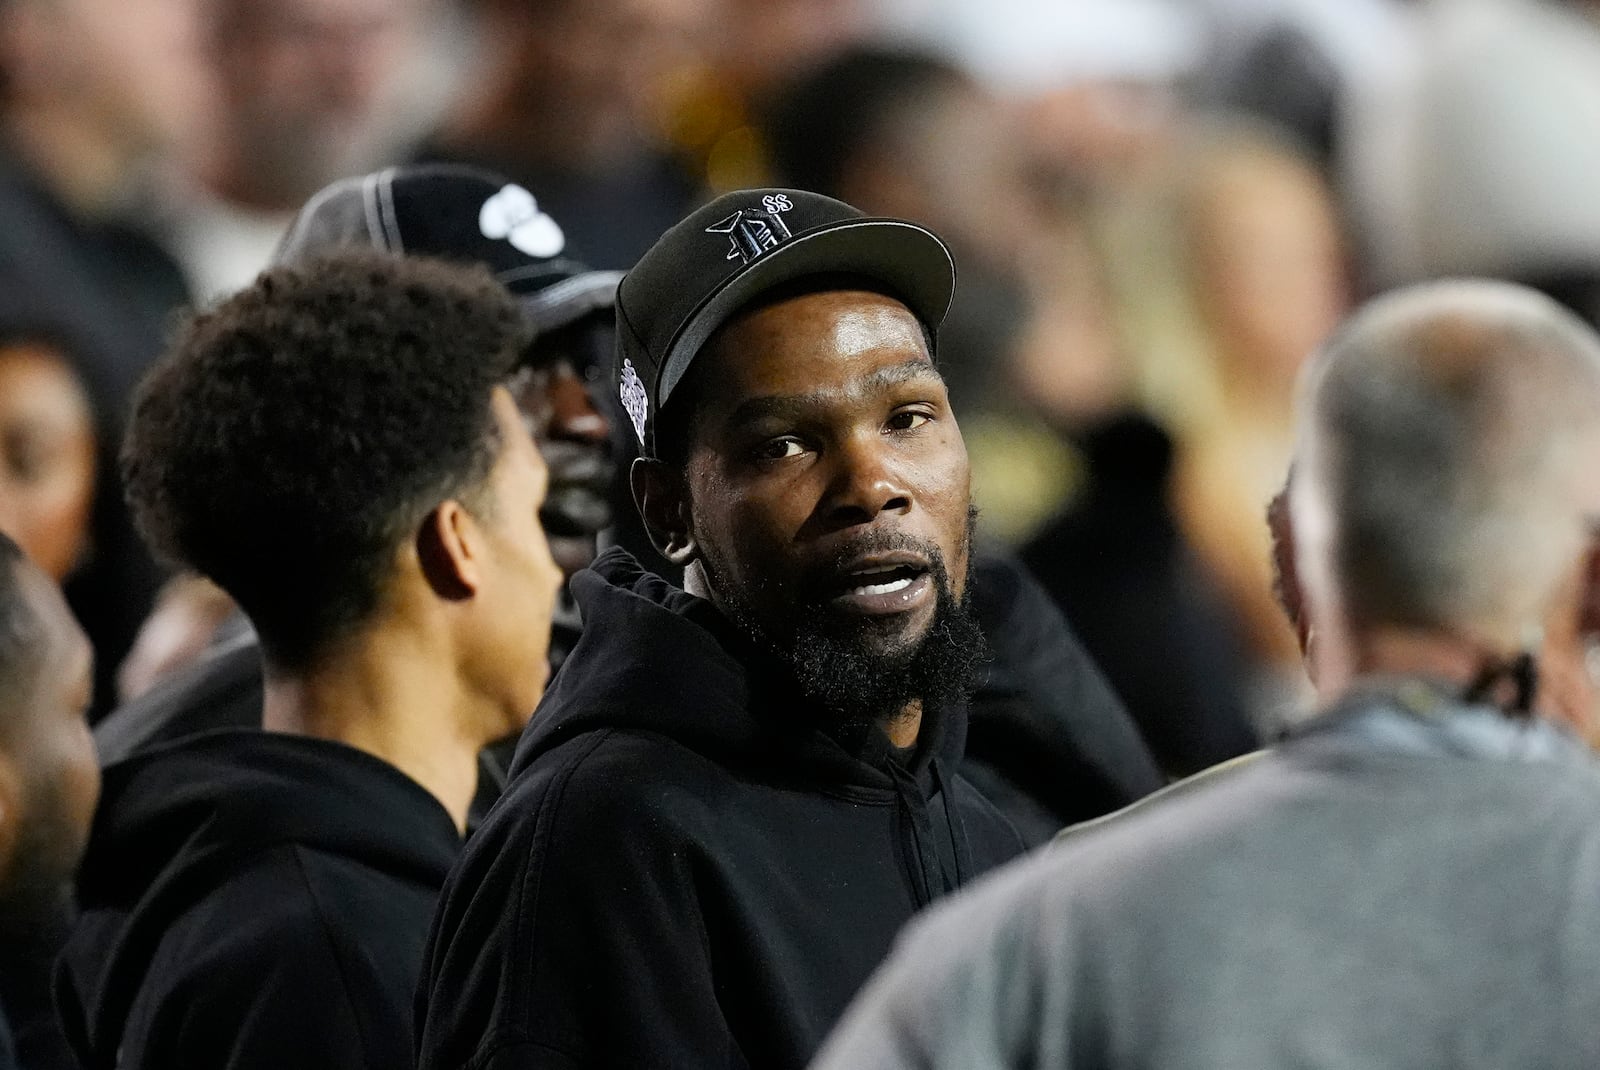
[818,434,913,530]
[543,365,610,444]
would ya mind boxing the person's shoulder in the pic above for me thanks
[1054,748,1272,847]
[124,847,356,1033]
[124,849,393,1067]
[864,760,1275,1011]
[94,635,263,764]
[151,844,338,968]
[509,726,735,824]
[462,728,729,892]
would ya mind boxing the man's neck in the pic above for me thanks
[261,627,488,835]
[1333,626,1537,714]
[882,702,922,749]
[3,107,143,219]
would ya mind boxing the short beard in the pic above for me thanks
[705,516,988,733]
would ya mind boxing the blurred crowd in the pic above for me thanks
[6,0,1600,751]
[2,0,1600,1065]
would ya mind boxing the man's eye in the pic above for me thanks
[887,411,932,432]
[756,437,806,461]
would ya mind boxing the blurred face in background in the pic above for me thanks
[506,316,617,577]
[714,0,868,97]
[1189,147,1348,391]
[0,0,208,156]
[485,0,713,168]
[202,0,426,207]
[0,342,96,583]
[860,81,1038,269]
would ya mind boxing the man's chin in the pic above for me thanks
[814,601,938,660]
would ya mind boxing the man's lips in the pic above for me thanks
[824,553,934,617]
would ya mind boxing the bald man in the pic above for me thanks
[814,279,1600,1070]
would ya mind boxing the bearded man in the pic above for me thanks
[415,189,1030,1070]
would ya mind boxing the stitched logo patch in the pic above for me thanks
[619,358,649,445]
[705,196,794,265]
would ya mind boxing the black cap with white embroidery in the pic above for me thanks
[274,163,622,335]
[614,188,956,458]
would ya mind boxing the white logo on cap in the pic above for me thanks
[706,197,794,265]
[619,359,649,446]
[479,184,565,259]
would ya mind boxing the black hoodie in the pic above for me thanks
[55,729,460,1069]
[415,549,1029,1070]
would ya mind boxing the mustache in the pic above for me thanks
[795,529,952,600]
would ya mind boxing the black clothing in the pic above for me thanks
[91,608,580,828]
[93,561,1155,841]
[965,553,1163,842]
[0,906,78,1070]
[1021,413,1260,776]
[93,631,262,765]
[0,144,192,713]
[56,730,460,1070]
[415,549,1029,1070]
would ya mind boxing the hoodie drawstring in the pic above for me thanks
[888,758,976,905]
[930,757,974,888]
[887,761,944,906]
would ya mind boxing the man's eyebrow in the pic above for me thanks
[726,360,945,427]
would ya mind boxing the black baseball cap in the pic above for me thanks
[615,188,956,456]
[274,163,622,335]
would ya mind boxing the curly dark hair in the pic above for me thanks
[123,251,529,670]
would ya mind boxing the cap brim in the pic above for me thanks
[657,219,956,405]
[514,270,624,334]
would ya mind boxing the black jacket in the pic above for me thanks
[56,730,460,1069]
[0,1006,15,1070]
[1021,413,1259,775]
[415,549,1030,1069]
[0,905,78,1070]
[965,552,1162,841]
[93,560,1155,842]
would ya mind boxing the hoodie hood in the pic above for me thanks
[513,548,969,792]
[59,729,459,1067]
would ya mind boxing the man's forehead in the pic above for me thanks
[722,359,943,428]
[825,303,927,357]
[681,287,939,429]
[708,289,928,372]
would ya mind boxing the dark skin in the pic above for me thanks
[0,560,98,925]
[509,319,616,577]
[633,290,972,747]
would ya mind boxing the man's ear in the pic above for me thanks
[416,500,482,601]
[631,457,697,566]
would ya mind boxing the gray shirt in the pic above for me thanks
[813,686,1600,1069]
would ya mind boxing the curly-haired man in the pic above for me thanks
[55,250,562,1070]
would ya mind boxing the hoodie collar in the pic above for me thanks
[78,729,460,912]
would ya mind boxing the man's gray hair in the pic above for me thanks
[1301,279,1600,649]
